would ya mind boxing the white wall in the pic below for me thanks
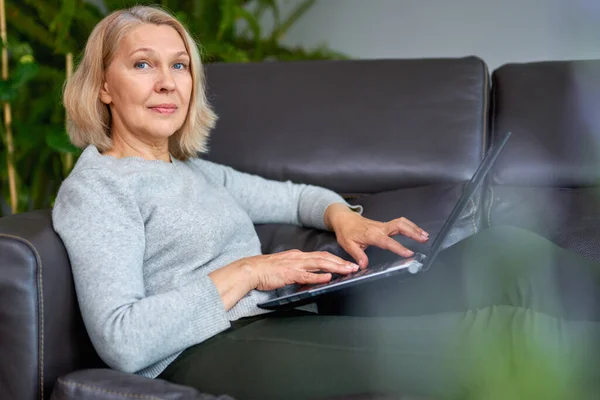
[273,0,600,71]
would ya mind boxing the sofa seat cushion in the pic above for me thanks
[255,183,483,266]
[486,186,600,262]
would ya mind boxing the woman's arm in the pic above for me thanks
[208,261,255,311]
[190,159,362,230]
[52,170,231,374]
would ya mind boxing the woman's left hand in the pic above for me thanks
[324,203,430,269]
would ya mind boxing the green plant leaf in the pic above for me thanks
[5,2,55,49]
[0,81,18,102]
[234,5,263,59]
[105,0,152,12]
[189,0,221,38]
[271,0,315,41]
[50,0,77,53]
[12,122,48,163]
[20,0,61,26]
[1,39,34,59]
[201,41,251,63]
[71,4,105,44]
[29,162,49,209]
[0,59,41,102]
[45,127,79,154]
[257,0,279,26]
[242,0,277,38]
[174,11,189,27]
[217,0,237,41]
[236,5,262,40]
[11,58,41,87]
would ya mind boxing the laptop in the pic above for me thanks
[257,132,512,311]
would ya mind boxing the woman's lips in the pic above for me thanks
[149,105,177,115]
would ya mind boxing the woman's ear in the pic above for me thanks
[99,81,112,105]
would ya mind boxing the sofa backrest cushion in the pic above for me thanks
[490,60,600,187]
[485,185,600,262]
[203,57,490,194]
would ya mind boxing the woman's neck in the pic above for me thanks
[104,132,171,162]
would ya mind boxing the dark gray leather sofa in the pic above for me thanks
[1,56,599,400]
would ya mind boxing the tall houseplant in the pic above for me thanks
[0,0,346,216]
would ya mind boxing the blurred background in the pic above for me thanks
[2,0,600,216]
[1,0,346,216]
[275,0,600,71]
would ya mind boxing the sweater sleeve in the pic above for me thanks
[190,159,362,230]
[52,169,230,374]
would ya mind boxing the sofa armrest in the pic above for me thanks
[0,209,106,400]
[50,369,235,400]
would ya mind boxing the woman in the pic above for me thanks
[53,5,600,400]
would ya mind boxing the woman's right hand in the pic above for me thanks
[209,250,360,310]
[241,250,361,291]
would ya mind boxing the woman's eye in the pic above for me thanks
[173,62,187,70]
[134,61,149,69]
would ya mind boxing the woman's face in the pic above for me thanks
[100,24,192,143]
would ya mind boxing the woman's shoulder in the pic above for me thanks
[61,146,129,191]
[183,156,230,186]
[65,145,184,188]
[55,146,147,214]
[53,150,143,230]
[52,150,146,244]
[184,156,224,171]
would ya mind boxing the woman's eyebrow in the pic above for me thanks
[129,47,189,58]
[129,47,155,56]
[174,51,189,58]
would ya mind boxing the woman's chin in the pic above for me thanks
[147,124,185,139]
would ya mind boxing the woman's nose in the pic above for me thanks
[155,68,176,92]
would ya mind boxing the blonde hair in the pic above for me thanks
[63,5,217,160]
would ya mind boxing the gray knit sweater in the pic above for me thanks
[52,145,359,378]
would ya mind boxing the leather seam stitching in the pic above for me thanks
[0,233,45,400]
[56,379,163,400]
[39,240,45,400]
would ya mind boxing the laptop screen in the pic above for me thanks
[424,132,512,269]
